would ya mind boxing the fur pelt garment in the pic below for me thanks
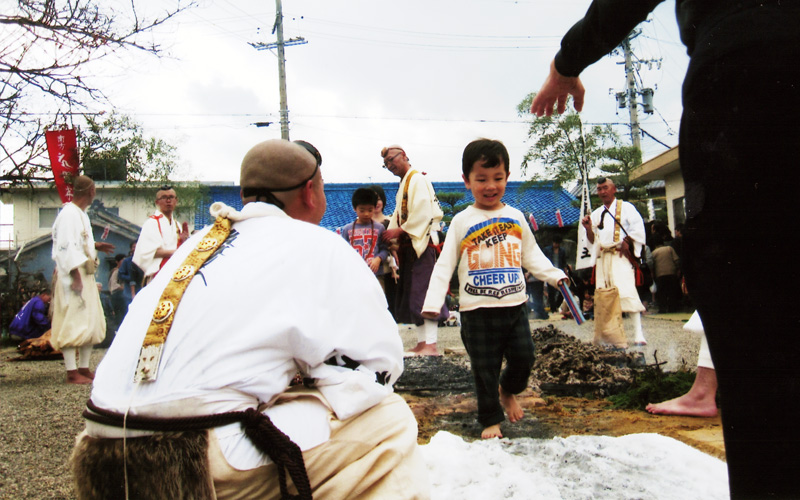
[70,430,215,500]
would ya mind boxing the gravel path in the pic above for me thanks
[0,314,695,499]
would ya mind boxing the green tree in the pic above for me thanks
[437,192,469,223]
[0,0,195,185]
[597,145,644,202]
[517,93,618,186]
[80,113,179,184]
[78,112,208,221]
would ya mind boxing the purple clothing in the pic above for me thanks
[340,220,389,275]
[9,296,50,340]
[396,243,447,326]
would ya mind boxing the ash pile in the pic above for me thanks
[395,355,473,396]
[395,325,643,398]
[530,324,640,397]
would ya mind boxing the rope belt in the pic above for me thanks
[83,399,312,500]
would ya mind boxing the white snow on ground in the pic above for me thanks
[421,431,728,499]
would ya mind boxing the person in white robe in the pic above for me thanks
[51,176,115,384]
[132,185,189,282]
[582,177,648,346]
[381,145,448,357]
[70,140,429,500]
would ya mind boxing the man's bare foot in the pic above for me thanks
[646,395,718,417]
[414,343,441,356]
[499,386,523,423]
[481,424,503,439]
[66,370,92,385]
[646,367,718,417]
[78,368,95,380]
[408,341,426,353]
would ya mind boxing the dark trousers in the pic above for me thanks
[460,304,533,427]
[654,275,681,313]
[526,281,547,319]
[681,10,800,497]
[546,284,563,312]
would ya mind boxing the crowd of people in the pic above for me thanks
[1,118,782,497]
[1,0,792,495]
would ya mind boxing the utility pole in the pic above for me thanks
[622,36,641,151]
[611,30,659,152]
[249,0,307,140]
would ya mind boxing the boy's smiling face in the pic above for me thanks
[463,159,509,211]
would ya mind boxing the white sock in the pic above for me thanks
[423,319,438,345]
[78,345,93,369]
[632,312,646,342]
[62,347,78,371]
[415,324,426,344]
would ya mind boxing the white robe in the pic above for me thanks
[50,202,105,350]
[90,202,403,470]
[388,169,443,258]
[589,199,646,312]
[133,209,181,278]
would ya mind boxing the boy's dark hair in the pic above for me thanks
[367,184,387,207]
[462,139,510,177]
[115,254,126,263]
[351,187,378,209]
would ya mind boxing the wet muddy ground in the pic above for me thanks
[397,324,725,461]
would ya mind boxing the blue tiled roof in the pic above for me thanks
[195,182,579,231]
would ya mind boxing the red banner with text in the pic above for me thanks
[45,129,80,203]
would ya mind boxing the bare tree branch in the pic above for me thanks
[0,0,195,185]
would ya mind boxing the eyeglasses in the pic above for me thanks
[382,151,402,168]
[157,195,177,201]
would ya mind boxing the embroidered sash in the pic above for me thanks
[398,170,418,226]
[134,215,232,382]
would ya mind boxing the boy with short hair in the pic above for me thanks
[422,138,567,439]
[340,187,390,286]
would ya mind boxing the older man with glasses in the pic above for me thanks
[381,145,448,356]
[133,185,190,284]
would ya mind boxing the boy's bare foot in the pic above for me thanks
[481,424,503,439]
[414,343,441,357]
[78,368,95,380]
[499,386,523,423]
[645,395,718,417]
[66,370,92,385]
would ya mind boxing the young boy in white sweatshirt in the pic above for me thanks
[422,138,567,439]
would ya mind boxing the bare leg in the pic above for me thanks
[499,386,523,423]
[646,367,718,417]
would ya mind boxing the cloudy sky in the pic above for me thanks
[94,0,688,185]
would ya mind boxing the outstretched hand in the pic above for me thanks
[530,59,585,117]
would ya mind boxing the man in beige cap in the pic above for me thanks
[381,145,448,356]
[72,139,429,499]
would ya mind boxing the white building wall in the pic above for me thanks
[0,183,196,248]
[663,171,685,231]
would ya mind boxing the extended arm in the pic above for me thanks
[531,0,662,116]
